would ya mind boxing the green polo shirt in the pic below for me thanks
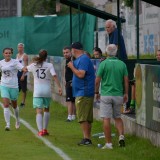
[96,57,128,96]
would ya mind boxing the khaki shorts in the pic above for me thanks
[75,96,94,123]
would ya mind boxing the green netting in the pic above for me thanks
[0,13,96,59]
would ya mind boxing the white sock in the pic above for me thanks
[67,115,72,120]
[106,143,112,146]
[36,113,43,131]
[4,108,10,127]
[14,107,19,122]
[119,135,125,140]
[71,115,76,120]
[43,112,50,130]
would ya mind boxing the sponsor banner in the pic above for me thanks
[135,64,146,126]
[145,65,160,132]
[136,63,160,132]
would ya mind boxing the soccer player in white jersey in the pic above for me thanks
[26,49,62,136]
[0,48,26,131]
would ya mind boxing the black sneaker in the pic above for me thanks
[66,119,72,122]
[20,103,25,108]
[77,138,92,146]
[119,135,125,147]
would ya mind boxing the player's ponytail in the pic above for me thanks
[32,49,47,66]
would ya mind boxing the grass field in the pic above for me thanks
[0,91,160,160]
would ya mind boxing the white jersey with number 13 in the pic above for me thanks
[27,62,56,97]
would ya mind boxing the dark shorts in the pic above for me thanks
[18,72,27,92]
[65,82,75,102]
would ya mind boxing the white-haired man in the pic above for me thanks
[16,43,28,107]
[95,44,129,149]
[105,19,127,60]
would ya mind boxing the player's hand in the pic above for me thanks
[67,61,73,69]
[59,87,62,96]
[95,93,100,101]
[20,76,25,81]
[123,94,128,103]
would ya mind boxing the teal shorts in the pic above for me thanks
[33,97,51,109]
[0,85,19,100]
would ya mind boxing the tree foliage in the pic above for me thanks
[22,0,56,16]
[123,0,134,8]
[58,0,94,16]
[22,0,94,16]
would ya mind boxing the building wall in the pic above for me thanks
[124,1,160,56]
[0,0,17,17]
[95,1,160,56]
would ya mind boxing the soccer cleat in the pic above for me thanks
[15,121,20,129]
[5,126,10,131]
[42,129,49,136]
[119,135,125,147]
[101,143,113,149]
[38,131,44,136]
[77,138,92,146]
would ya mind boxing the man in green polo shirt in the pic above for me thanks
[95,44,128,149]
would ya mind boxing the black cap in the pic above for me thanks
[71,42,83,50]
[93,47,102,54]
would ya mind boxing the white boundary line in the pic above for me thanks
[0,103,72,160]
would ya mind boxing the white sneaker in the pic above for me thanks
[71,115,76,120]
[5,126,10,131]
[101,143,113,149]
[15,121,20,129]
